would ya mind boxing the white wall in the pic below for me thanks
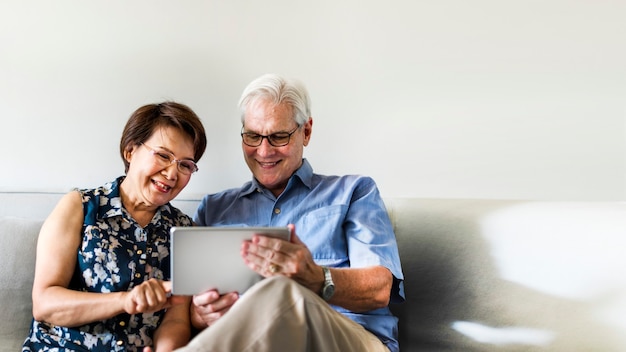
[1,0,625,201]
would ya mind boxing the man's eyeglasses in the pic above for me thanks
[241,125,301,147]
[142,143,198,175]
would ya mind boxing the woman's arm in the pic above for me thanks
[31,191,172,327]
[31,191,125,326]
[152,296,192,351]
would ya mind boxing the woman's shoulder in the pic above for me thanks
[73,178,121,202]
[72,179,123,223]
[53,189,84,213]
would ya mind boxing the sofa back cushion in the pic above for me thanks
[0,217,42,351]
[386,198,626,351]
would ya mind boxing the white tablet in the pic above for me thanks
[169,226,291,295]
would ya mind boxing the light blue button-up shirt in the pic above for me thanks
[194,159,405,351]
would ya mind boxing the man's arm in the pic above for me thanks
[317,266,392,312]
[242,229,394,312]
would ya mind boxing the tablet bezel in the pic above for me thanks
[169,226,291,295]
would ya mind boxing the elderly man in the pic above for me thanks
[180,74,404,352]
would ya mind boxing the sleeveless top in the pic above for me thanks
[22,177,193,351]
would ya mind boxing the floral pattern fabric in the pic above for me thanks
[22,177,192,351]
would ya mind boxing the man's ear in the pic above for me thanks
[303,117,313,146]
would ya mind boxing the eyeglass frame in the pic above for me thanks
[240,125,301,147]
[141,143,199,175]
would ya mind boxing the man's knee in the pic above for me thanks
[248,276,314,304]
[256,275,302,293]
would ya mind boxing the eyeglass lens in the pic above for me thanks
[241,126,299,147]
[149,148,197,174]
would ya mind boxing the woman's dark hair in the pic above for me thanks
[119,102,207,173]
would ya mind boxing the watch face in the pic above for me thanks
[323,284,335,300]
[321,266,335,301]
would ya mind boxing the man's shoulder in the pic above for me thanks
[313,173,377,188]
[309,173,382,201]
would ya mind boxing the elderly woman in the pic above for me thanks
[22,102,207,351]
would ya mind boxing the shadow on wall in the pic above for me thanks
[388,199,626,352]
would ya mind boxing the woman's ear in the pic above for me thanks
[124,144,137,163]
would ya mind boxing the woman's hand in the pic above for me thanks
[123,279,176,315]
[190,289,239,329]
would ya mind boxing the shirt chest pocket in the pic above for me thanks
[301,204,349,266]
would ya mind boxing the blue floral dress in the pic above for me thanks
[22,177,193,351]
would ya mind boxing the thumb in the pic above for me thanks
[161,280,172,294]
[287,224,304,245]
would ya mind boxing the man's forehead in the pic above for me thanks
[244,101,295,128]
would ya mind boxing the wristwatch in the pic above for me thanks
[321,266,335,301]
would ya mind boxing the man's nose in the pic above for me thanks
[256,137,275,155]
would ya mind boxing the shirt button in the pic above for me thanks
[137,250,143,255]
[119,321,126,327]
[274,208,281,214]
[135,273,141,278]
[116,340,124,346]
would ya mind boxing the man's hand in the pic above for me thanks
[241,224,323,292]
[191,289,239,329]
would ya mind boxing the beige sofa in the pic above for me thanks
[2,192,625,351]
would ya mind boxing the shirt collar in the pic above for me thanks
[292,158,313,189]
[239,158,313,198]
[97,176,170,224]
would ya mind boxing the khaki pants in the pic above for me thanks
[176,276,389,352]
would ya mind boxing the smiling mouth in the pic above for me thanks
[152,180,172,193]
[258,161,279,168]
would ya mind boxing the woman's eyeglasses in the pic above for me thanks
[142,144,198,175]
